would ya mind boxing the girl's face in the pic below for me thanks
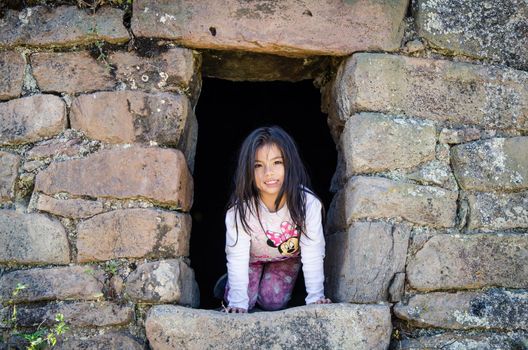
[254,143,285,203]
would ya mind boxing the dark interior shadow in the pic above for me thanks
[191,78,337,309]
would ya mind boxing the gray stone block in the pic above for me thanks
[325,222,410,303]
[415,0,528,71]
[452,137,528,191]
[125,259,199,307]
[394,289,528,331]
[0,210,69,265]
[395,331,528,350]
[341,113,436,174]
[328,53,528,131]
[146,304,392,350]
[407,233,528,291]
[468,191,528,230]
[345,176,458,228]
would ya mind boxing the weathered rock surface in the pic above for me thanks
[439,127,481,144]
[325,222,410,303]
[415,0,528,71]
[467,191,528,230]
[146,304,392,350]
[0,265,104,303]
[125,259,199,307]
[342,113,436,174]
[325,190,346,234]
[452,137,528,191]
[0,210,69,264]
[77,209,191,262]
[55,332,143,350]
[110,48,201,99]
[202,49,328,82]
[22,160,44,173]
[13,301,133,328]
[328,53,528,130]
[35,145,193,210]
[70,91,195,151]
[0,6,129,48]
[0,151,20,202]
[408,160,458,190]
[407,233,528,291]
[31,51,116,94]
[0,51,25,100]
[395,331,528,350]
[27,137,85,160]
[131,0,407,56]
[345,176,458,228]
[394,289,528,331]
[36,194,104,219]
[0,95,67,146]
[389,272,406,302]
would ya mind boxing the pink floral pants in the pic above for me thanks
[227,257,301,311]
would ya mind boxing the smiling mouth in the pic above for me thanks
[264,180,279,185]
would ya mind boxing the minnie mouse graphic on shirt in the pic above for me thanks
[265,221,300,256]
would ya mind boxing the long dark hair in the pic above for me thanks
[227,126,323,241]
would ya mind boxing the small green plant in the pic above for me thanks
[5,283,27,332]
[104,260,119,276]
[94,41,105,60]
[20,313,69,350]
[92,41,115,73]
[2,283,69,350]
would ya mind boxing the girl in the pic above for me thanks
[220,125,331,313]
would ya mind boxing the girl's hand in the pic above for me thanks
[224,306,247,313]
[221,303,248,313]
[313,297,332,304]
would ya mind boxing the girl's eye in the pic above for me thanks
[274,160,283,165]
[254,164,262,168]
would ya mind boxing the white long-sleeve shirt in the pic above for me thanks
[225,191,326,309]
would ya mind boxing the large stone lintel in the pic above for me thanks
[131,0,408,57]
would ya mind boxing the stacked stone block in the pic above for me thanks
[0,4,201,348]
[0,0,526,348]
[324,24,528,346]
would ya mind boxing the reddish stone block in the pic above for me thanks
[0,265,104,303]
[31,51,115,94]
[34,145,193,210]
[0,151,20,203]
[110,48,201,97]
[131,0,407,56]
[70,91,193,147]
[0,51,25,100]
[0,94,66,146]
[76,208,191,262]
[36,193,104,219]
[0,6,129,48]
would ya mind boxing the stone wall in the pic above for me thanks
[323,1,528,347]
[0,0,527,349]
[0,3,201,348]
